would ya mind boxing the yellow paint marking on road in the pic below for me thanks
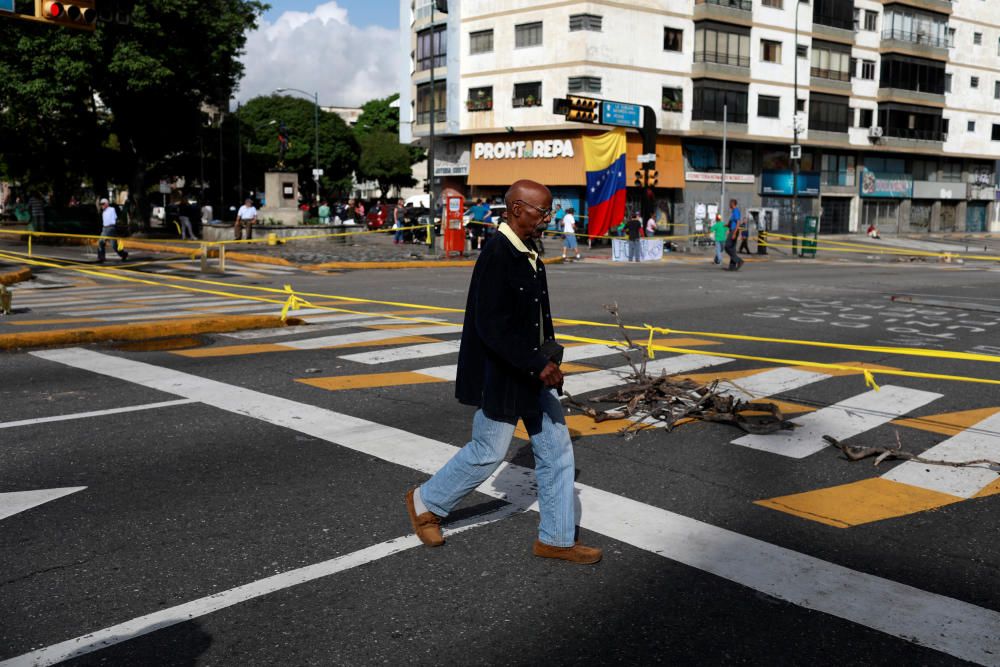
[975,478,1000,498]
[755,478,963,528]
[321,335,441,349]
[815,361,901,377]
[174,343,294,358]
[892,407,1000,437]
[677,367,773,385]
[7,317,105,325]
[296,371,449,392]
[514,414,638,441]
[768,399,816,415]
[560,362,597,373]
[366,323,455,331]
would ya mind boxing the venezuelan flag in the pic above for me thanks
[583,128,627,238]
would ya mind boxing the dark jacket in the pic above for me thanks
[455,231,556,420]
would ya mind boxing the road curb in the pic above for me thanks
[300,256,565,271]
[0,314,304,351]
[0,266,33,286]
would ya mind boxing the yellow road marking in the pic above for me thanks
[560,362,597,373]
[815,361,901,377]
[174,343,293,357]
[976,478,1000,498]
[755,478,963,528]
[7,317,105,325]
[367,323,455,330]
[515,414,638,441]
[322,335,440,349]
[892,407,1000,437]
[297,371,448,392]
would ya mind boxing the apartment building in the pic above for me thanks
[399,0,1000,234]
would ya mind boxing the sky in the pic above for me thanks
[235,0,402,108]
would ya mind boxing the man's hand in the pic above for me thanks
[539,361,563,387]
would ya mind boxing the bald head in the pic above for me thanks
[504,179,553,241]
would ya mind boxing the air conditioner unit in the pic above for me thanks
[868,126,884,138]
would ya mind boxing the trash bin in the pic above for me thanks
[801,216,819,258]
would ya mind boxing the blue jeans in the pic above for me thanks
[420,388,577,547]
[628,239,641,262]
[394,228,403,243]
[714,240,723,263]
[97,225,125,261]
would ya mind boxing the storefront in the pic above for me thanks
[860,167,912,235]
[759,170,821,234]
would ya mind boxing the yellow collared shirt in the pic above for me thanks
[498,221,538,272]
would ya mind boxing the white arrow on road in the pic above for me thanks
[0,487,86,522]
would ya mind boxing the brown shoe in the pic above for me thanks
[532,539,602,564]
[406,488,444,547]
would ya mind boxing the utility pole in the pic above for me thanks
[792,0,803,256]
[721,104,728,217]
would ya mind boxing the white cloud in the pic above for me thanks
[236,1,400,108]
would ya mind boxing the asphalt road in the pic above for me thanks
[2,254,999,666]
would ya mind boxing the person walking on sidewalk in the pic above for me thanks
[710,213,727,265]
[561,207,581,260]
[405,179,602,565]
[97,198,128,263]
[725,199,744,271]
[234,198,257,241]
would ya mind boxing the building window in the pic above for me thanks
[662,87,683,112]
[971,76,980,89]
[968,120,976,132]
[466,86,493,112]
[515,21,543,48]
[997,37,1000,56]
[858,108,874,128]
[821,153,854,186]
[912,159,938,181]
[880,56,946,94]
[664,27,682,52]
[796,44,808,58]
[758,95,780,118]
[415,26,446,71]
[883,9,950,48]
[941,159,961,181]
[861,60,875,80]
[811,42,852,82]
[416,81,446,124]
[512,82,542,108]
[569,13,602,31]
[947,27,956,44]
[694,24,751,67]
[995,81,1000,99]
[974,32,983,45]
[808,93,850,133]
[796,98,806,112]
[864,10,878,32]
[761,0,782,7]
[992,125,1000,141]
[945,73,952,93]
[761,39,782,64]
[568,76,601,93]
[469,29,493,55]
[692,80,749,123]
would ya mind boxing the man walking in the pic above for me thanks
[725,199,744,271]
[561,207,581,261]
[405,179,602,564]
[97,198,128,263]
[234,198,257,241]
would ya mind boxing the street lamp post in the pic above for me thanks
[274,87,321,203]
[792,0,804,256]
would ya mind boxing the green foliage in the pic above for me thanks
[354,93,425,185]
[354,94,401,136]
[356,131,417,196]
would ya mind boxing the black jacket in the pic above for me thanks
[455,231,556,420]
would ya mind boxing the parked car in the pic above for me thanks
[365,203,396,230]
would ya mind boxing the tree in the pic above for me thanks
[354,94,424,197]
[0,0,266,228]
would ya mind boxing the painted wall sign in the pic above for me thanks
[760,170,821,197]
[473,139,575,160]
[860,168,913,198]
[685,172,755,184]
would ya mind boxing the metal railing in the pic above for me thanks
[881,27,951,48]
[813,13,854,31]
[885,127,947,142]
[695,0,752,10]
[416,110,447,125]
[693,50,750,68]
[810,67,851,82]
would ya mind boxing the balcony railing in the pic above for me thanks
[885,127,947,142]
[695,0,752,10]
[813,13,854,31]
[809,119,848,133]
[512,96,543,108]
[692,108,749,123]
[416,110,447,124]
[662,99,683,112]
[693,50,750,68]
[466,98,493,112]
[810,67,851,82]
[881,28,951,48]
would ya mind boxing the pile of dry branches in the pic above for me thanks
[563,305,792,439]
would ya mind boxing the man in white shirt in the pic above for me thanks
[561,207,580,261]
[97,198,128,263]
[234,198,257,240]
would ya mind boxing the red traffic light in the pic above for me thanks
[43,1,64,17]
[40,0,97,28]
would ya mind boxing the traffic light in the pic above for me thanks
[634,169,659,187]
[40,0,96,29]
[566,95,600,123]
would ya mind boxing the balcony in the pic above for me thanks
[692,50,750,78]
[880,28,950,60]
[511,96,543,108]
[812,13,855,43]
[415,110,447,125]
[466,98,494,112]
[880,127,946,149]
[693,0,752,24]
[882,0,952,15]
[877,87,945,106]
[809,67,853,93]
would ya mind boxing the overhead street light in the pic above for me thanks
[274,87,321,203]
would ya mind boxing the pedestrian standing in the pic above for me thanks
[318,200,331,225]
[405,179,602,564]
[738,206,752,254]
[97,198,128,263]
[561,207,581,260]
[725,199,744,271]
[234,198,257,240]
[626,212,643,262]
[710,214,727,265]
[27,192,45,232]
[178,201,196,240]
[201,202,214,229]
[393,199,405,243]
[645,213,657,238]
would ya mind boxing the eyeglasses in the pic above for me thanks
[514,199,553,219]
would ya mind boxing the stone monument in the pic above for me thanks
[262,171,304,226]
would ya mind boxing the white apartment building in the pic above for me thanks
[400,0,1000,234]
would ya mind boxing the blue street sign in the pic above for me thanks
[600,101,642,129]
[0,0,15,12]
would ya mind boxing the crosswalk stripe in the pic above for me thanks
[174,335,444,358]
[339,340,462,364]
[298,371,450,392]
[58,298,244,316]
[221,314,389,340]
[732,386,943,459]
[11,290,141,307]
[893,407,1000,437]
[716,367,831,402]
[881,410,1000,498]
[562,355,733,396]
[281,324,460,350]
[29,347,1000,666]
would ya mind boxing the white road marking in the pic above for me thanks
[0,487,86,522]
[562,355,732,396]
[339,340,462,364]
[0,399,195,430]
[225,316,446,341]
[732,386,942,459]
[0,505,521,667]
[882,411,1000,497]
[27,348,1000,666]
[280,324,461,349]
[719,367,831,401]
[58,298,244,316]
